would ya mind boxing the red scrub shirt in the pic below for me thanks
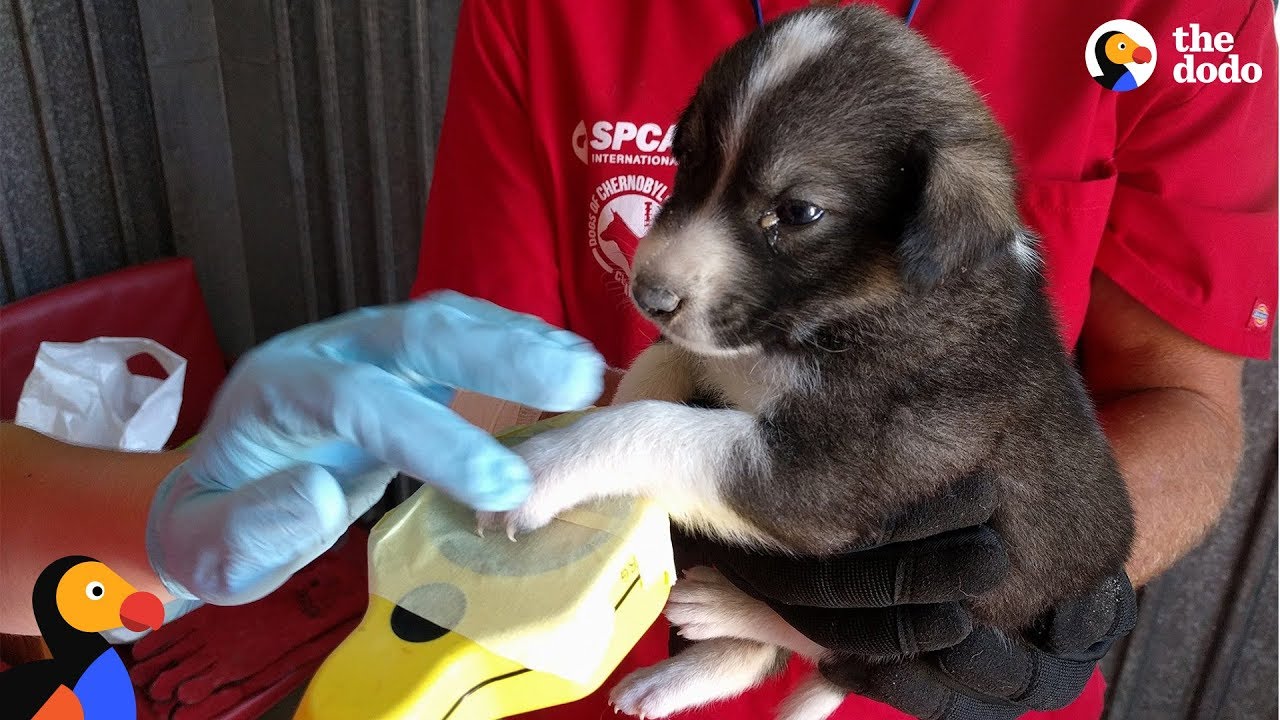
[413,1,1278,718]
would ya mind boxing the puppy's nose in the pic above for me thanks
[632,282,682,319]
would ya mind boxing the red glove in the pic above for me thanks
[128,529,369,719]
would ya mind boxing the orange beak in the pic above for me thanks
[119,591,164,632]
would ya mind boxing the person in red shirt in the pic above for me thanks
[413,1,1277,718]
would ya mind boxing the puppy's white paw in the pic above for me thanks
[664,567,829,660]
[609,662,702,718]
[474,426,598,538]
[609,638,783,718]
[666,566,776,642]
[775,674,848,720]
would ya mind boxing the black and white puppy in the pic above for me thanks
[481,6,1135,718]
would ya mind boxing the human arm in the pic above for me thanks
[3,292,605,636]
[1079,0,1276,587]
[1082,273,1244,585]
[0,424,182,635]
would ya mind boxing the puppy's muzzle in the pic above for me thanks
[632,280,683,320]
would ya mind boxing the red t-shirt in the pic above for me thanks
[413,1,1278,718]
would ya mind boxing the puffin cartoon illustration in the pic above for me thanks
[0,556,165,720]
[1094,30,1153,91]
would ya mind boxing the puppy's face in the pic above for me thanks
[630,6,1023,355]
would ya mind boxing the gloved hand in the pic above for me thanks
[699,472,1138,718]
[146,290,605,607]
[819,570,1136,720]
[703,473,1009,657]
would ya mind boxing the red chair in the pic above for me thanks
[0,257,226,445]
[0,258,367,719]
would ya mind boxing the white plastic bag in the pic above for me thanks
[15,337,187,451]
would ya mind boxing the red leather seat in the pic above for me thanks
[1,258,367,718]
[0,257,227,445]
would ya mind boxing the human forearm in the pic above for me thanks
[0,423,182,634]
[1081,273,1245,588]
[1097,387,1242,586]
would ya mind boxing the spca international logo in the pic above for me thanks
[573,119,677,289]
[1086,20,1156,91]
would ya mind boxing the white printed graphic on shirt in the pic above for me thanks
[573,120,678,166]
[587,174,671,288]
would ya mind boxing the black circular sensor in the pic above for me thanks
[389,604,451,643]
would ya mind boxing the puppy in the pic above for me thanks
[481,5,1134,718]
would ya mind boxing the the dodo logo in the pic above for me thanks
[0,556,165,719]
[1086,20,1157,92]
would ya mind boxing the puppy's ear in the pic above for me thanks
[897,131,1021,291]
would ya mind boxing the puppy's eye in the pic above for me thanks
[774,202,825,226]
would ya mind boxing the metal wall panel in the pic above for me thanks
[211,0,458,341]
[0,0,172,304]
[0,2,1275,717]
[133,0,257,356]
[0,0,457,355]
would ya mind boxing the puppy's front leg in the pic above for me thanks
[482,401,773,546]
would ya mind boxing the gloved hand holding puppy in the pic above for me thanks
[699,475,1138,720]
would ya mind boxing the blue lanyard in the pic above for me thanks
[750,0,922,28]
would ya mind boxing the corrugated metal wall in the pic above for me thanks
[212,0,458,342]
[0,0,455,356]
[1,2,1276,718]
[0,0,173,305]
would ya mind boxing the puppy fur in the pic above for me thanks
[485,6,1135,717]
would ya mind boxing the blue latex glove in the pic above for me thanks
[145,291,604,607]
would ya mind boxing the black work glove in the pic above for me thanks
[693,472,1138,719]
[817,570,1137,720]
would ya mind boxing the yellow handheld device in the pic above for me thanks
[294,410,675,720]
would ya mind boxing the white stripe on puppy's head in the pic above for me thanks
[632,13,838,356]
[718,12,839,200]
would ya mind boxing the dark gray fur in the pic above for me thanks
[646,5,1134,635]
